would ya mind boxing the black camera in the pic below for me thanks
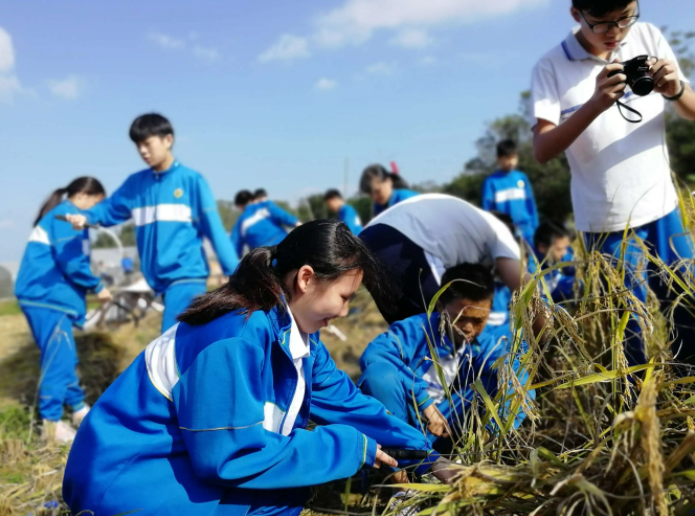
[608,55,654,96]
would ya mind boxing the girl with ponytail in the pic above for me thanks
[64,220,437,516]
[15,177,111,444]
[359,163,420,216]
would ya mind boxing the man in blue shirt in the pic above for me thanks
[65,114,239,333]
[482,140,539,244]
[324,189,363,235]
[230,189,300,256]
[529,222,577,304]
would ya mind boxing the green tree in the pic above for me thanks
[666,29,695,182]
[349,196,373,226]
[92,223,136,249]
[297,194,330,222]
[217,200,239,231]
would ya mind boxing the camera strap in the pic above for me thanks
[616,98,643,124]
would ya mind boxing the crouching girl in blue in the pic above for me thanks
[359,264,533,448]
[15,177,112,442]
[63,220,434,516]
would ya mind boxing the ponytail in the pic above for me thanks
[178,247,286,325]
[34,177,106,226]
[389,172,409,190]
[359,164,410,195]
[179,220,394,326]
[34,188,68,226]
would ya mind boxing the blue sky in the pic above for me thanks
[1,0,694,261]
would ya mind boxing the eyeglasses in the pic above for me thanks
[580,10,640,34]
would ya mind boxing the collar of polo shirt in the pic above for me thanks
[562,26,631,63]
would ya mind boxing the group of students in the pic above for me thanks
[11,0,695,513]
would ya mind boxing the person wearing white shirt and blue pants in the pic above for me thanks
[531,0,695,366]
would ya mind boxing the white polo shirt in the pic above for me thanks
[283,308,311,436]
[531,22,688,233]
[365,193,521,269]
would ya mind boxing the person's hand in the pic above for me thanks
[374,445,398,469]
[65,214,88,230]
[648,57,683,97]
[423,404,450,438]
[588,60,627,113]
[97,288,113,303]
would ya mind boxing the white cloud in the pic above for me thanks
[258,34,310,63]
[0,74,22,103]
[48,75,81,100]
[389,28,433,49]
[147,31,221,63]
[0,27,26,104]
[262,0,545,55]
[314,77,337,91]
[192,45,220,62]
[147,32,185,49]
[0,220,14,229]
[366,61,396,75]
[0,28,15,72]
[313,0,546,48]
[418,55,438,66]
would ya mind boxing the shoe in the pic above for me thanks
[42,420,77,445]
[387,490,420,516]
[71,404,90,427]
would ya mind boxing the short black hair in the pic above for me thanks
[254,188,268,200]
[129,113,174,144]
[439,263,495,305]
[534,221,570,250]
[324,189,343,201]
[235,190,254,207]
[496,139,518,158]
[572,0,635,17]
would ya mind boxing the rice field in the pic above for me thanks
[2,198,695,515]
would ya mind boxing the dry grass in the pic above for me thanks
[0,311,160,516]
[2,213,695,516]
[385,190,695,515]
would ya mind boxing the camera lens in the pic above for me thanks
[630,76,654,96]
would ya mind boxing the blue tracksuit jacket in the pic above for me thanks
[83,161,239,294]
[359,313,532,430]
[373,189,419,216]
[482,170,539,243]
[230,201,299,256]
[63,305,431,515]
[489,282,512,331]
[15,200,103,326]
[338,204,363,235]
[528,247,576,303]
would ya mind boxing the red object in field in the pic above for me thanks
[390,161,399,174]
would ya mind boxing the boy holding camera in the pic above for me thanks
[531,0,695,366]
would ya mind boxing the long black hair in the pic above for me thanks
[179,220,393,325]
[359,164,410,195]
[34,177,106,226]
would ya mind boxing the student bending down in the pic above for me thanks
[359,264,533,450]
[360,193,523,324]
[63,220,441,516]
[230,189,301,256]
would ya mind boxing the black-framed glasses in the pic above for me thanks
[580,9,640,34]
